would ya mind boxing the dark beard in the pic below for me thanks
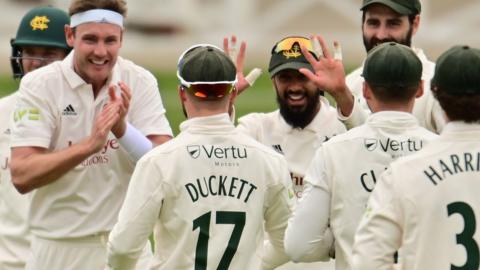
[363,26,413,52]
[277,90,321,129]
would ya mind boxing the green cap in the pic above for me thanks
[361,0,421,15]
[178,45,236,83]
[268,36,316,78]
[362,42,422,88]
[432,45,480,96]
[177,44,236,99]
[12,6,70,50]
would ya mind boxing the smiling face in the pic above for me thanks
[362,4,419,52]
[66,22,122,91]
[273,69,321,128]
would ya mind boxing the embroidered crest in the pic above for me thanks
[30,15,50,31]
[282,43,302,59]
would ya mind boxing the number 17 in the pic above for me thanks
[193,211,246,270]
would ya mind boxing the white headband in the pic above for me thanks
[70,9,123,28]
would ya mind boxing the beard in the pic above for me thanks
[276,89,321,129]
[363,26,413,52]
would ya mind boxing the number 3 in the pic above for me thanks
[448,202,479,270]
[193,211,246,270]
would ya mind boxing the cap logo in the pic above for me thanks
[30,15,50,31]
[282,43,302,59]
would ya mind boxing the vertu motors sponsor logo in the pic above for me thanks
[364,138,422,152]
[187,145,247,159]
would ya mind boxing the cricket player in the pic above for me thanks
[330,0,445,133]
[9,0,172,269]
[285,42,438,269]
[352,45,480,269]
[107,44,294,270]
[237,36,346,201]
[0,6,70,270]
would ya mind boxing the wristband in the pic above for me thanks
[118,123,153,161]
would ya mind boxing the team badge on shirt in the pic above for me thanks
[187,145,200,159]
[13,107,40,122]
[364,138,378,151]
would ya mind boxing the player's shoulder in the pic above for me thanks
[238,110,278,124]
[243,133,285,159]
[18,64,64,98]
[237,110,282,136]
[387,140,442,175]
[415,126,440,141]
[319,97,342,116]
[21,62,62,86]
[0,93,17,109]
[317,100,348,130]
[143,134,184,159]
[324,124,369,144]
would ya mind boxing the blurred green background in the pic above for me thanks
[0,72,277,135]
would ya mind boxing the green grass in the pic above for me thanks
[0,72,277,135]
[0,75,20,97]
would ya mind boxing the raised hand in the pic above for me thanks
[88,102,120,154]
[108,81,132,137]
[300,35,354,116]
[299,35,347,96]
[223,35,262,95]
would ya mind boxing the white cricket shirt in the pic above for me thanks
[237,97,346,199]
[286,111,437,269]
[353,122,480,270]
[10,51,173,239]
[107,114,294,270]
[343,48,446,133]
[0,93,31,269]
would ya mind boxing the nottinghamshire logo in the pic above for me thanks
[30,16,50,31]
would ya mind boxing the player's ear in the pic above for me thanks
[178,85,187,102]
[229,86,238,103]
[65,25,75,47]
[415,80,424,98]
[411,14,420,35]
[362,81,372,100]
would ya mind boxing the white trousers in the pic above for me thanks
[26,233,153,270]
